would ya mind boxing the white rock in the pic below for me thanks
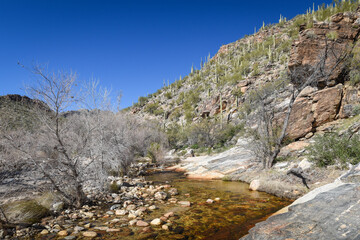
[154,191,167,200]
[150,218,162,226]
[115,209,127,216]
[249,179,261,191]
[206,199,214,204]
[148,205,157,210]
[299,159,313,170]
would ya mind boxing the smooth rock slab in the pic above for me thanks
[241,183,360,240]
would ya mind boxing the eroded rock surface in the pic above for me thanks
[241,183,360,240]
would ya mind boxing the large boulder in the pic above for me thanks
[286,97,314,139]
[313,85,343,127]
[286,84,343,139]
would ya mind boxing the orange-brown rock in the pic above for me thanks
[286,98,314,140]
[285,84,344,139]
[313,85,343,127]
[289,12,360,88]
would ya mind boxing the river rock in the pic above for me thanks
[106,210,114,215]
[155,191,167,200]
[150,218,162,226]
[168,188,178,196]
[115,209,128,216]
[64,236,76,240]
[40,229,49,235]
[162,224,171,231]
[249,179,261,191]
[136,220,149,227]
[74,226,85,232]
[126,204,136,211]
[83,212,94,218]
[110,204,121,210]
[178,201,191,207]
[164,212,174,218]
[82,231,97,238]
[206,199,214,204]
[58,230,68,236]
[84,223,92,228]
[148,205,157,210]
[129,219,137,226]
[106,228,120,232]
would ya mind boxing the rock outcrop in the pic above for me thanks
[289,11,360,88]
[241,183,360,240]
[286,84,344,139]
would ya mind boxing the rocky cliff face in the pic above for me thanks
[286,11,360,139]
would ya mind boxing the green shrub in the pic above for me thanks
[144,102,164,116]
[109,181,119,193]
[326,31,338,40]
[352,104,360,115]
[306,133,360,168]
[164,92,172,99]
[138,96,148,107]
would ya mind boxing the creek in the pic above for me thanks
[143,171,292,240]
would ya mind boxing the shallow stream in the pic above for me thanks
[143,171,292,240]
[38,171,291,240]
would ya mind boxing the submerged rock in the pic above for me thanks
[150,218,162,226]
[178,201,191,207]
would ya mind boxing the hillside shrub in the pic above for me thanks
[306,133,360,168]
[164,91,172,99]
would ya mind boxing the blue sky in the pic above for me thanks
[0,0,332,108]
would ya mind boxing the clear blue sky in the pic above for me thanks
[0,0,332,108]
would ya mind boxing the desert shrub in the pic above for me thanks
[306,133,360,168]
[164,91,172,99]
[352,104,360,115]
[138,96,148,107]
[109,181,119,193]
[232,88,243,98]
[214,123,244,147]
[144,102,164,116]
[326,31,338,40]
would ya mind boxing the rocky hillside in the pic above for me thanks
[129,1,360,149]
[0,94,49,131]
